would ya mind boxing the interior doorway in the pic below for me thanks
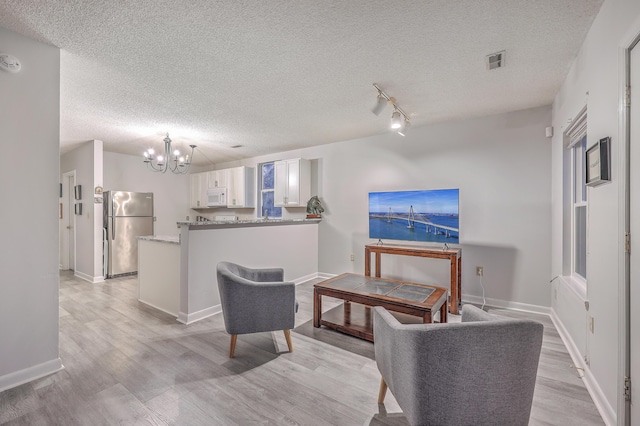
[60,170,76,271]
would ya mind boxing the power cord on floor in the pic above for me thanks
[480,275,486,310]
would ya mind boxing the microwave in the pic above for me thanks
[207,187,227,207]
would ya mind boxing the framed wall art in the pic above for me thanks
[586,137,611,187]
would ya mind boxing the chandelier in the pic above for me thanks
[143,133,196,174]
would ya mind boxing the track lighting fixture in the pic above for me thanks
[372,93,387,115]
[397,119,411,136]
[371,83,411,135]
[390,111,403,129]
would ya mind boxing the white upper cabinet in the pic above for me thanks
[227,166,255,208]
[207,169,228,188]
[190,167,256,209]
[274,158,310,207]
[190,172,208,208]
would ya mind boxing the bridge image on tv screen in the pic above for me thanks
[368,189,459,243]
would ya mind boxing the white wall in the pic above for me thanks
[0,26,63,391]
[215,105,553,310]
[103,151,191,236]
[60,140,104,282]
[550,0,640,423]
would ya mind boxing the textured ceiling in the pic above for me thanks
[0,0,603,166]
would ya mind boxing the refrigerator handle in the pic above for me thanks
[112,217,116,240]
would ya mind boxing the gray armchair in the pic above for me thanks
[216,261,297,358]
[373,305,543,426]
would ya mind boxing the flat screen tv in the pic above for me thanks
[368,189,459,244]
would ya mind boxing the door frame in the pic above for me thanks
[619,24,640,426]
[60,170,76,271]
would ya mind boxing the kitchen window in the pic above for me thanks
[259,162,282,219]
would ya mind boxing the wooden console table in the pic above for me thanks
[365,244,462,314]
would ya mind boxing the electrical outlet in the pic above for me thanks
[186,216,190,221]
[589,316,594,334]
[350,254,355,261]
[476,266,483,276]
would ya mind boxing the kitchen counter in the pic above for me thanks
[176,217,320,324]
[138,235,180,244]
[136,218,321,325]
[177,217,321,230]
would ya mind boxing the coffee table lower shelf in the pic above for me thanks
[319,303,427,342]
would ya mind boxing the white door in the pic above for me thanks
[630,40,639,424]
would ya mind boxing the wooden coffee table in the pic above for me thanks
[313,273,448,342]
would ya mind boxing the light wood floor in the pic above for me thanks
[0,271,604,425]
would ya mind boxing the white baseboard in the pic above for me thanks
[293,272,321,285]
[292,272,335,285]
[316,272,336,280]
[550,309,615,426]
[0,358,64,393]
[138,299,178,318]
[462,294,550,315]
[74,270,105,283]
[177,304,222,325]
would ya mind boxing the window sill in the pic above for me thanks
[558,275,587,301]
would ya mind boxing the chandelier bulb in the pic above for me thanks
[173,149,180,156]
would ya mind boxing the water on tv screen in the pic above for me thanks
[368,189,459,243]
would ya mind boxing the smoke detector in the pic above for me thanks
[486,50,505,70]
[0,53,21,73]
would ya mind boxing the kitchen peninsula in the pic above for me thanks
[137,218,320,324]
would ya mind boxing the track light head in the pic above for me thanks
[390,111,403,129]
[372,93,387,115]
[372,83,411,134]
[397,119,410,136]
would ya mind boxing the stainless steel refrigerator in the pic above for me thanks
[103,191,154,278]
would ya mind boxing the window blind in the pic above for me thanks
[565,105,587,148]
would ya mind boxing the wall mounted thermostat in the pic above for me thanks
[0,53,21,73]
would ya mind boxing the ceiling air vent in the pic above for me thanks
[230,144,243,149]
[486,50,505,70]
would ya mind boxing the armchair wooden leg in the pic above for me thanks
[378,377,388,404]
[229,334,237,358]
[283,329,293,352]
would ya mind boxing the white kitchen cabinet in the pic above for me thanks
[227,166,255,208]
[274,158,310,207]
[208,169,228,188]
[190,172,208,208]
